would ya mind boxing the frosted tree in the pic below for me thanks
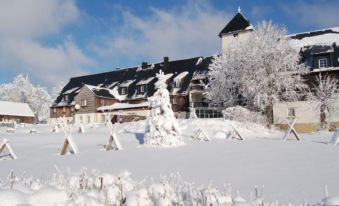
[308,74,338,128]
[145,70,183,147]
[0,74,52,122]
[209,21,308,127]
[51,81,66,101]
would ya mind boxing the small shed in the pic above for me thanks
[0,101,35,124]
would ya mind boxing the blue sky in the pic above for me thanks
[0,0,338,89]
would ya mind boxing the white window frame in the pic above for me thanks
[140,85,145,93]
[121,87,127,95]
[172,96,178,105]
[287,107,296,118]
[319,58,328,68]
[81,99,87,107]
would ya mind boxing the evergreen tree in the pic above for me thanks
[145,70,183,146]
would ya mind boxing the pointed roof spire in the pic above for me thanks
[218,8,253,38]
[237,6,241,13]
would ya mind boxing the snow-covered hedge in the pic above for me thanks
[0,169,332,206]
[222,106,266,124]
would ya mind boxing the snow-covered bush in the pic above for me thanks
[145,70,184,147]
[0,169,331,206]
[222,106,266,124]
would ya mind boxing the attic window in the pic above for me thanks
[319,58,328,68]
[81,99,87,107]
[64,95,69,101]
[140,85,145,93]
[121,87,127,95]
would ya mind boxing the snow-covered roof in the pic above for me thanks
[97,102,149,111]
[119,80,135,87]
[289,27,339,48]
[136,77,155,85]
[218,12,253,37]
[174,72,189,81]
[63,87,79,95]
[311,67,339,73]
[0,101,35,117]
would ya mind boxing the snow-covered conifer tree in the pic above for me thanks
[209,21,308,127]
[308,74,338,128]
[144,70,183,147]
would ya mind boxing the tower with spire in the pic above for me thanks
[218,7,254,51]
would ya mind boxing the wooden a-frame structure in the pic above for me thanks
[192,128,211,141]
[228,124,244,140]
[329,129,339,146]
[283,118,301,141]
[0,139,17,160]
[103,112,122,151]
[58,117,79,155]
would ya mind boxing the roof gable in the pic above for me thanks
[218,12,252,37]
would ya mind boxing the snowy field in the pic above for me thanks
[0,118,339,205]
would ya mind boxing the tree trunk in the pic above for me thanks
[320,105,327,129]
[266,104,274,129]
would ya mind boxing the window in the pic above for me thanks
[319,58,328,68]
[172,97,178,104]
[140,85,145,93]
[87,116,91,123]
[101,99,105,106]
[288,107,296,118]
[81,99,87,107]
[121,87,127,95]
[233,33,239,38]
[175,81,180,88]
[62,107,66,113]
[63,95,68,101]
[53,108,56,113]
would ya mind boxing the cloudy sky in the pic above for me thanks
[0,0,338,89]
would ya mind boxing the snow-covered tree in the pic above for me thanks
[0,74,52,122]
[209,21,308,127]
[144,70,183,147]
[51,81,66,101]
[308,74,338,128]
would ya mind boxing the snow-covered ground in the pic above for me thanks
[0,119,338,205]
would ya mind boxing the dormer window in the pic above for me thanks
[121,87,127,95]
[140,85,145,93]
[319,58,328,68]
[64,95,68,101]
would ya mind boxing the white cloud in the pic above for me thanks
[0,37,94,85]
[0,0,94,87]
[93,0,231,62]
[282,1,339,29]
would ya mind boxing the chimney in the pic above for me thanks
[141,62,148,69]
[163,56,169,70]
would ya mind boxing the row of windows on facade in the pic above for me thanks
[54,96,179,114]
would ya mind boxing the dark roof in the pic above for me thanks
[52,56,212,107]
[290,28,339,40]
[218,12,252,37]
